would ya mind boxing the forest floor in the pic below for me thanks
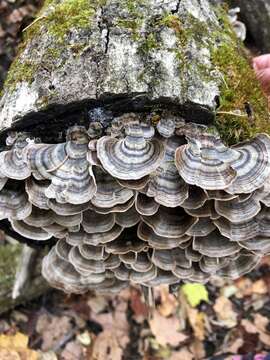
[1,1,270,359]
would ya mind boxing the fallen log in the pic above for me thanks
[0,0,269,307]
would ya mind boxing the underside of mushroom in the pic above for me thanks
[0,110,268,294]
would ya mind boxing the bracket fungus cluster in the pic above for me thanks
[0,112,269,294]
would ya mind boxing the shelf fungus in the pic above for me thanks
[1,114,270,295]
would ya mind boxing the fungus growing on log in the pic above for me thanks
[0,0,270,297]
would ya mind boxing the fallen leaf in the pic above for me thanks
[87,295,108,314]
[0,332,38,360]
[227,338,244,354]
[190,338,206,359]
[169,347,193,360]
[252,280,268,295]
[149,311,188,347]
[130,287,148,323]
[91,330,122,360]
[213,296,237,328]
[36,314,72,351]
[158,285,178,317]
[186,308,205,341]
[91,300,129,360]
[254,314,270,346]
[61,341,84,360]
[181,283,209,308]
[241,319,257,334]
[234,278,253,298]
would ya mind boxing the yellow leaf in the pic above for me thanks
[0,333,28,349]
[0,333,38,360]
[181,283,209,307]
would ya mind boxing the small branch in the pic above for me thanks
[12,245,38,299]
[22,16,47,33]
[216,111,247,117]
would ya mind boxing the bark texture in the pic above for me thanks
[0,0,228,141]
[230,0,270,53]
[0,241,49,314]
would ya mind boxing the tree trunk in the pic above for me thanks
[0,240,49,314]
[230,0,270,53]
[0,0,269,311]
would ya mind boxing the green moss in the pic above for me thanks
[3,60,38,93]
[211,8,270,145]
[0,243,22,287]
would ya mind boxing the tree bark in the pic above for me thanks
[230,0,270,53]
[0,240,49,314]
[0,0,239,138]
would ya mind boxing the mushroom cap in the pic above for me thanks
[115,206,140,228]
[185,200,220,220]
[175,135,237,190]
[0,135,31,180]
[91,168,134,208]
[215,195,261,223]
[156,118,175,138]
[10,220,52,240]
[217,254,261,279]
[135,193,160,216]
[137,222,190,249]
[186,217,216,237]
[0,189,32,220]
[226,134,270,194]
[181,186,207,209]
[214,217,260,242]
[146,163,189,207]
[193,229,240,257]
[25,178,50,210]
[24,206,54,227]
[48,199,91,215]
[67,225,123,246]
[82,210,115,233]
[97,124,165,180]
[142,206,197,238]
[25,140,97,204]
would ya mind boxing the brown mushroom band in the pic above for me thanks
[0,112,269,294]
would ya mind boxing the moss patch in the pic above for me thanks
[211,6,270,145]
[0,243,22,288]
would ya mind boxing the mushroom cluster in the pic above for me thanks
[0,111,269,294]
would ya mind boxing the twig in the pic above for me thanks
[22,15,47,33]
[216,111,247,117]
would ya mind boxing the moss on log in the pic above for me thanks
[0,242,49,314]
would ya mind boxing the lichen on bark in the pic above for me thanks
[0,0,269,146]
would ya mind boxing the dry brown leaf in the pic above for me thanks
[158,285,178,317]
[169,347,193,360]
[91,330,122,360]
[149,311,188,347]
[36,314,72,351]
[0,333,38,360]
[254,313,269,332]
[186,308,205,341]
[234,278,253,298]
[252,280,268,295]
[241,319,258,334]
[91,301,129,360]
[227,338,244,354]
[130,287,148,323]
[213,296,237,328]
[254,313,270,346]
[61,341,84,360]
[87,295,108,314]
[190,338,206,359]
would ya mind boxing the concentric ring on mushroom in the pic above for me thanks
[1,111,269,295]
